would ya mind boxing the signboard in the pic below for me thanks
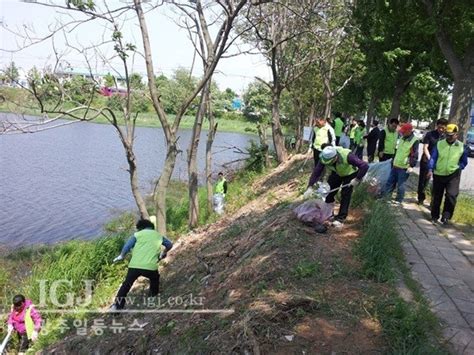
[303,126,312,141]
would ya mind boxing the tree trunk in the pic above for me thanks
[449,75,473,139]
[154,141,179,235]
[366,94,377,131]
[125,146,149,219]
[206,103,218,214]
[188,81,211,228]
[271,87,288,163]
[389,73,411,120]
[296,107,305,152]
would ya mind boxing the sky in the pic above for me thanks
[0,0,271,94]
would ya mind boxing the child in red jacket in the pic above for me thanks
[7,294,42,352]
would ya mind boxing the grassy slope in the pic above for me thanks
[6,155,442,354]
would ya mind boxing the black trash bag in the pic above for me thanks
[314,223,328,234]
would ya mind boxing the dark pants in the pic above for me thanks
[431,170,461,221]
[383,167,410,202]
[349,138,355,150]
[18,332,29,352]
[312,148,321,166]
[355,145,364,159]
[417,159,430,204]
[325,171,358,220]
[335,136,341,146]
[114,268,160,309]
[380,153,394,162]
[367,143,377,163]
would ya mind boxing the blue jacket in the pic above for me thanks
[428,141,469,172]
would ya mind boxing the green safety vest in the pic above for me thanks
[313,125,330,150]
[393,135,417,169]
[349,124,358,139]
[215,178,226,194]
[383,128,398,155]
[25,306,34,340]
[334,118,344,137]
[128,229,163,271]
[354,127,364,146]
[434,139,464,176]
[326,147,358,177]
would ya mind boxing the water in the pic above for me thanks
[0,113,255,247]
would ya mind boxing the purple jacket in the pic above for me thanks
[308,152,369,187]
[7,299,42,335]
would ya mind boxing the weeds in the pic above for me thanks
[355,199,402,282]
[293,260,322,279]
[354,191,444,353]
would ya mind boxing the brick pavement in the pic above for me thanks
[397,200,474,354]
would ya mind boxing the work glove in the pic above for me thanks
[407,167,414,174]
[378,152,383,159]
[303,187,314,199]
[222,193,226,198]
[7,324,13,332]
[31,330,39,341]
[349,178,360,187]
[113,255,124,263]
[159,251,167,260]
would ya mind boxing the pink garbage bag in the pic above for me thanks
[293,200,334,224]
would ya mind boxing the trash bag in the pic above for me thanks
[213,193,225,215]
[293,199,334,225]
[364,159,392,194]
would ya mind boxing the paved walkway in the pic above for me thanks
[397,200,474,354]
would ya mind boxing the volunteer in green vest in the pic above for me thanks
[290,136,297,149]
[111,219,173,310]
[7,294,42,352]
[378,118,399,161]
[215,172,228,197]
[308,116,336,167]
[354,120,366,159]
[304,145,369,222]
[332,113,345,146]
[349,118,358,150]
[382,123,419,203]
[428,124,469,225]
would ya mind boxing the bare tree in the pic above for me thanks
[134,0,251,232]
[169,0,251,228]
[244,0,323,164]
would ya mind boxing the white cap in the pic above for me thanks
[320,146,337,163]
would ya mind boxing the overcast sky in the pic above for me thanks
[0,0,270,94]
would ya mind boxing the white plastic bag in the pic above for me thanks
[213,193,225,215]
[364,159,392,194]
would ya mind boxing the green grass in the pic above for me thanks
[452,194,474,226]
[355,199,402,282]
[353,192,445,353]
[293,260,322,279]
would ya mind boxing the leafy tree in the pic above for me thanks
[64,75,97,105]
[2,61,20,84]
[103,72,115,87]
[422,0,474,139]
[129,73,145,90]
